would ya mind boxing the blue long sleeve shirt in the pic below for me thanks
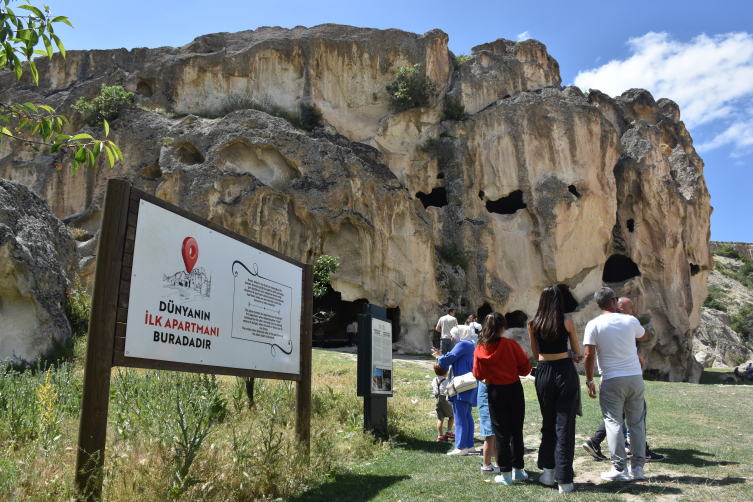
[437,340,478,406]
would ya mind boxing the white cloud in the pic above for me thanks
[574,32,753,155]
[516,31,530,41]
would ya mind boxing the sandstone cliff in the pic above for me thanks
[0,24,712,381]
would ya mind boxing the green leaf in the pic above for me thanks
[103,119,109,137]
[50,16,73,29]
[87,148,94,169]
[29,59,37,84]
[41,33,52,59]
[74,147,86,163]
[38,104,55,113]
[18,5,45,20]
[23,102,37,112]
[103,145,114,169]
[13,55,21,81]
[72,165,77,174]
[1,127,11,136]
[49,142,62,153]
[32,49,47,57]
[51,33,64,58]
[71,133,93,140]
[109,142,123,161]
[93,140,101,157]
[54,134,70,141]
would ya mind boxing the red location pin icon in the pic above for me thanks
[182,237,199,273]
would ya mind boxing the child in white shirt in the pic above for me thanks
[432,363,455,441]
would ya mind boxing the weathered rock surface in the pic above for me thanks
[0,179,77,363]
[0,24,713,381]
[695,308,752,368]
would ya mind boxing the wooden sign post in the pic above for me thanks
[75,179,313,500]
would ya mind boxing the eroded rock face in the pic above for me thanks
[0,180,77,363]
[0,25,712,381]
[695,308,752,368]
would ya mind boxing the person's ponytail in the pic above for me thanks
[478,312,506,346]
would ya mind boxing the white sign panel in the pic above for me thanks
[124,201,302,375]
[371,318,392,394]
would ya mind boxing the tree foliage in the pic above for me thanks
[313,255,340,299]
[0,1,122,173]
[72,84,134,126]
[385,63,438,111]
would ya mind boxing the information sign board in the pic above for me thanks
[370,318,393,394]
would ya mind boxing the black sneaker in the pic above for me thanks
[583,439,607,461]
[645,445,665,462]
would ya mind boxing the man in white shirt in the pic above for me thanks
[435,309,458,354]
[584,287,648,482]
[468,315,482,345]
[346,320,358,347]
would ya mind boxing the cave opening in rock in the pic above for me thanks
[136,79,154,97]
[568,185,581,198]
[312,287,368,348]
[140,160,162,180]
[627,219,635,233]
[689,263,700,276]
[174,142,205,165]
[504,310,528,328]
[556,285,579,314]
[602,254,641,283]
[387,306,401,342]
[437,172,445,179]
[416,187,448,209]
[477,302,493,321]
[485,190,526,215]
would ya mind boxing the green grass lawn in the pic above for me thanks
[296,351,753,502]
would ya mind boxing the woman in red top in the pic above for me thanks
[473,312,532,485]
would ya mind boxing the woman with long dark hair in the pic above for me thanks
[473,312,532,485]
[527,286,582,494]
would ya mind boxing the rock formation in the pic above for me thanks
[0,24,712,381]
[0,179,77,363]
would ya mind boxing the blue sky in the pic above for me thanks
[37,0,753,242]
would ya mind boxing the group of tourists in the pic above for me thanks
[431,286,662,493]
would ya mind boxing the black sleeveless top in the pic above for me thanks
[534,320,570,354]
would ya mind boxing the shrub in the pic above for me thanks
[72,84,134,126]
[65,275,91,338]
[703,285,727,311]
[435,244,468,270]
[422,138,456,169]
[714,244,742,260]
[442,97,465,121]
[68,226,89,241]
[299,102,324,131]
[731,303,753,337]
[219,93,323,131]
[385,64,438,111]
[452,53,471,70]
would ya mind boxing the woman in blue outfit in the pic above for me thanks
[432,327,478,455]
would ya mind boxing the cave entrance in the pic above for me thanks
[689,263,700,276]
[477,302,493,322]
[484,190,527,215]
[416,187,448,209]
[556,285,578,314]
[602,254,641,283]
[387,306,401,342]
[312,287,368,348]
[505,310,528,328]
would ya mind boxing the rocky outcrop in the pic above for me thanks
[0,180,77,363]
[0,24,712,381]
[695,308,752,368]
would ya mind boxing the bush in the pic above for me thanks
[68,226,89,241]
[452,53,471,70]
[442,97,465,121]
[731,303,753,337]
[72,84,134,126]
[421,138,456,170]
[703,285,727,311]
[219,93,323,131]
[714,244,742,260]
[65,275,91,338]
[299,102,324,131]
[386,64,438,111]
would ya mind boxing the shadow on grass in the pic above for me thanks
[654,448,739,467]
[288,474,410,502]
[576,481,683,495]
[651,474,747,486]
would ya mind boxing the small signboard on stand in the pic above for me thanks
[357,304,393,435]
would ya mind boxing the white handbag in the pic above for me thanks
[445,365,478,397]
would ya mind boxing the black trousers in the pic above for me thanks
[487,380,525,472]
[535,358,579,484]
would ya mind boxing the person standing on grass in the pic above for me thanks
[432,327,477,455]
[431,363,455,441]
[473,312,532,485]
[477,380,498,474]
[435,309,458,355]
[346,319,358,347]
[582,297,664,463]
[527,286,582,494]
[584,287,649,483]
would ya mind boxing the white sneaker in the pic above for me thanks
[629,465,645,480]
[480,464,500,473]
[466,447,478,454]
[512,468,528,481]
[558,483,574,493]
[539,468,556,486]
[446,448,468,456]
[494,472,513,485]
[600,467,631,482]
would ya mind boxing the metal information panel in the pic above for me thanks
[124,200,302,375]
[370,317,393,394]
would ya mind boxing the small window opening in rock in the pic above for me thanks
[416,187,448,209]
[626,219,635,233]
[568,185,581,198]
[140,160,162,180]
[504,310,528,328]
[602,254,641,283]
[485,190,526,215]
[174,142,205,165]
[136,80,154,97]
[460,297,467,306]
[478,190,485,199]
[437,172,445,179]
[477,302,493,321]
[387,306,401,342]
[689,263,700,276]
[556,285,579,314]
[312,287,368,348]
